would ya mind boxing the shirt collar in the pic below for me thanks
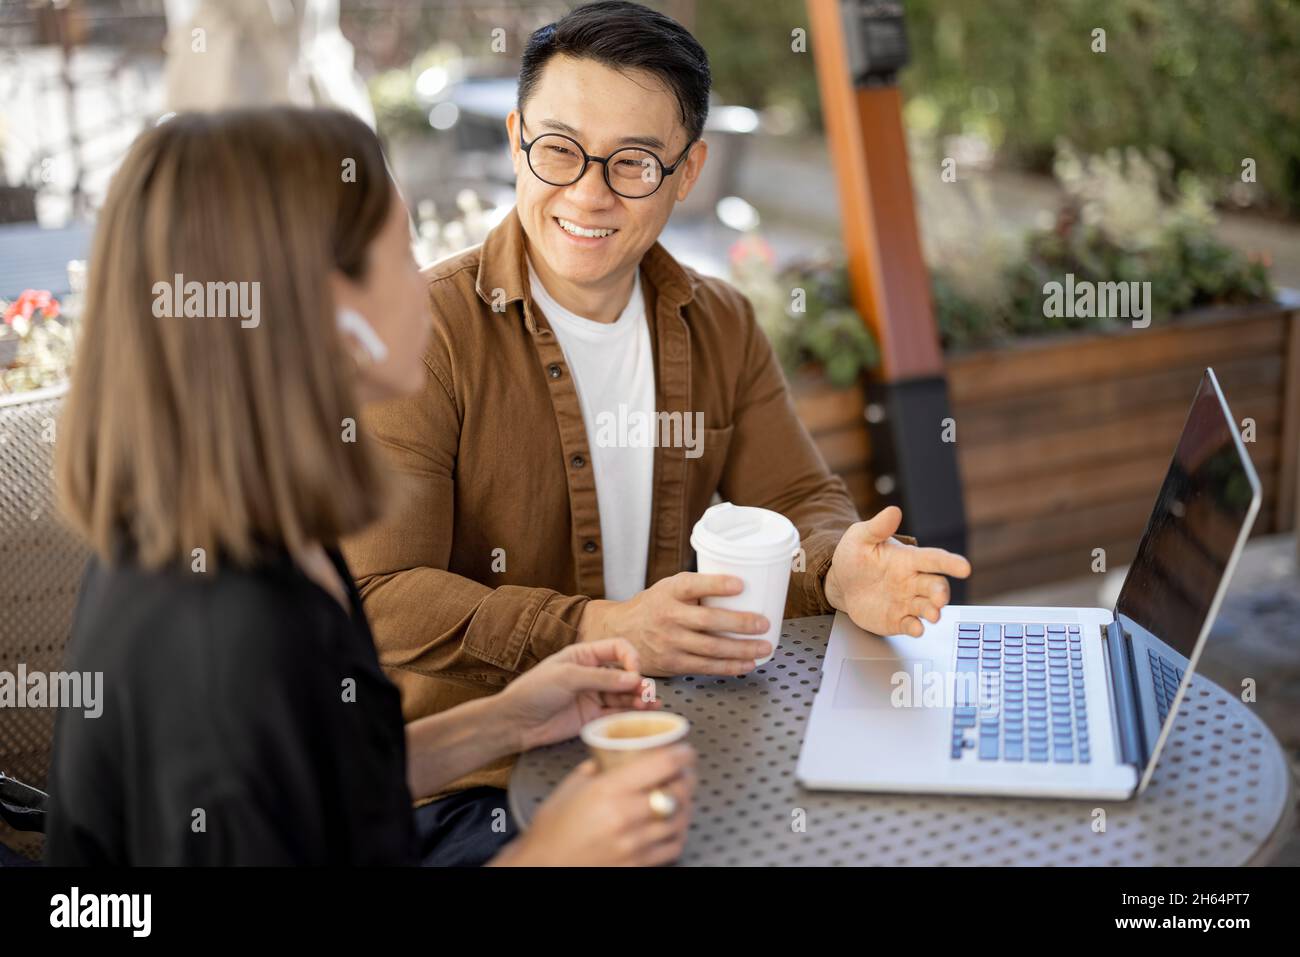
[474,205,699,322]
[526,253,644,330]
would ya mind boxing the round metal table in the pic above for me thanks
[509,616,1295,865]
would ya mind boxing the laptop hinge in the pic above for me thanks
[1102,620,1144,768]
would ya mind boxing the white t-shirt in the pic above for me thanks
[527,259,656,601]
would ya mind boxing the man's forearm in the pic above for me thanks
[355,565,588,680]
[404,695,518,800]
[575,597,615,643]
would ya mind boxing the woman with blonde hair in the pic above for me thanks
[46,107,695,866]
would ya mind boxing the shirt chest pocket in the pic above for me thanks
[685,424,734,510]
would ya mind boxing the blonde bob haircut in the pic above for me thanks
[57,107,394,570]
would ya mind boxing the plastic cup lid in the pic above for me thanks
[690,502,800,564]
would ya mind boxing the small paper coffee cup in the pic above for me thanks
[580,711,691,772]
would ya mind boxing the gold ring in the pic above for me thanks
[648,788,677,819]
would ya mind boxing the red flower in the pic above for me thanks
[3,289,61,327]
[728,234,777,270]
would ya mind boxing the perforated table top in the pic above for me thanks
[508,616,1294,866]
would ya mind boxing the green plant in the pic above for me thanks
[369,68,431,139]
[368,43,464,140]
[736,143,1275,375]
[729,235,879,388]
[901,0,1300,215]
[935,144,1274,349]
[690,0,1300,213]
[691,0,821,131]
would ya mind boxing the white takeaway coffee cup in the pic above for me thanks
[690,502,801,666]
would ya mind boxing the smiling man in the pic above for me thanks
[343,0,970,864]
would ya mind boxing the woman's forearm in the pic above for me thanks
[404,695,519,800]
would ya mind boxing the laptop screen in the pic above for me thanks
[1114,369,1261,661]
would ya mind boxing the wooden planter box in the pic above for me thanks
[794,300,1300,599]
[790,370,877,516]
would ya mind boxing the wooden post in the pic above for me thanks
[1277,305,1300,557]
[805,3,941,380]
[805,0,968,594]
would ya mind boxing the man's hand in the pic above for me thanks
[824,506,971,638]
[492,639,656,753]
[578,572,772,677]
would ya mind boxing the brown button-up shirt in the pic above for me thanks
[343,208,906,799]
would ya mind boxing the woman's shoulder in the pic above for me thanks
[49,549,406,866]
[70,549,348,682]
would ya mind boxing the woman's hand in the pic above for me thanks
[494,638,658,753]
[492,744,697,867]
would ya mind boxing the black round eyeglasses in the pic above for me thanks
[520,120,696,199]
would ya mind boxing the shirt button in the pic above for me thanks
[583,540,598,553]
[571,454,586,468]
[547,363,562,379]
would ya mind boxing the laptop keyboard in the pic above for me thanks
[1147,648,1186,725]
[950,623,1090,764]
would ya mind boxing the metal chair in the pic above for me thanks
[0,383,88,861]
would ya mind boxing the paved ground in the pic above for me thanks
[738,132,1300,291]
[989,533,1300,865]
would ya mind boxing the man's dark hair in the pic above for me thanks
[517,1,712,144]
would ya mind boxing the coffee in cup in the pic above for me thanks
[580,711,690,771]
[690,502,800,666]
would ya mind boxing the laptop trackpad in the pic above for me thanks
[833,657,935,710]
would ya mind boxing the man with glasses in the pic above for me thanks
[343,0,971,864]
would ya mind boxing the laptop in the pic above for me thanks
[797,368,1261,799]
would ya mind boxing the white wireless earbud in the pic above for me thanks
[336,306,389,364]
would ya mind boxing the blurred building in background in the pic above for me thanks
[161,0,373,122]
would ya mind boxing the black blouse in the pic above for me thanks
[45,542,417,865]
